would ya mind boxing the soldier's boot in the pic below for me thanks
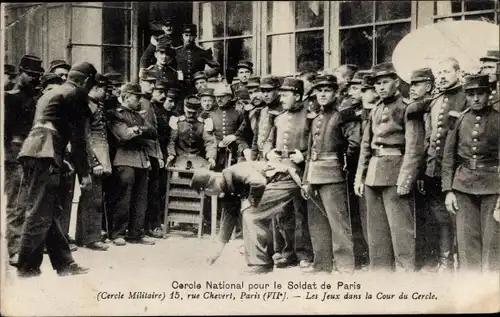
[435,251,454,273]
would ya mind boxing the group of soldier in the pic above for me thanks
[2,18,499,278]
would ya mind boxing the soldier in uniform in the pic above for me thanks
[299,71,319,114]
[193,71,209,95]
[107,84,157,246]
[4,63,17,90]
[139,76,165,240]
[75,74,111,251]
[166,95,217,169]
[421,58,467,271]
[140,17,176,77]
[479,50,500,111]
[300,75,359,274]
[334,64,359,103]
[230,61,253,94]
[5,55,44,267]
[49,60,71,81]
[338,70,370,270]
[39,73,64,93]
[252,76,283,161]
[175,24,220,94]
[199,88,216,119]
[15,62,96,277]
[442,74,500,272]
[354,62,425,272]
[360,74,378,131]
[146,39,179,85]
[264,77,310,268]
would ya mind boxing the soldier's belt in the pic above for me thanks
[459,157,499,170]
[371,147,403,157]
[309,151,339,161]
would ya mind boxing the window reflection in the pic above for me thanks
[103,47,130,79]
[200,2,224,39]
[227,1,253,36]
[295,1,324,29]
[340,1,373,26]
[267,1,294,32]
[296,31,324,72]
[375,23,411,63]
[227,38,252,71]
[375,1,411,21]
[340,27,373,70]
[464,0,495,12]
[103,8,130,45]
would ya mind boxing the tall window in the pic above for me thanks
[265,1,325,75]
[71,2,133,81]
[434,0,499,23]
[198,1,254,76]
[339,1,412,70]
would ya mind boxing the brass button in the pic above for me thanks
[472,131,478,136]
[438,114,443,119]
[476,116,481,120]
[472,146,477,151]
[473,154,477,158]
[436,140,440,144]
[436,133,441,138]
[473,138,478,142]
[436,146,440,151]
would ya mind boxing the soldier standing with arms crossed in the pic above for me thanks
[354,62,425,272]
[15,62,97,277]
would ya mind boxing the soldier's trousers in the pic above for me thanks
[75,175,103,246]
[111,166,149,241]
[5,161,24,257]
[102,173,117,235]
[272,200,297,262]
[424,176,454,265]
[16,158,74,273]
[243,184,299,266]
[454,191,499,272]
[308,183,354,273]
[347,172,369,268]
[365,185,415,272]
[59,171,76,240]
[145,157,162,232]
[294,199,314,262]
[219,194,242,243]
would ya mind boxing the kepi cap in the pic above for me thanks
[184,95,201,111]
[311,74,338,90]
[182,24,197,36]
[371,62,397,79]
[410,68,435,83]
[259,76,281,90]
[49,60,71,73]
[40,73,64,88]
[4,64,17,76]
[280,77,304,95]
[348,70,371,85]
[480,50,500,62]
[247,76,260,89]
[199,88,215,97]
[463,74,490,91]
[70,62,97,78]
[19,55,44,75]
[141,69,159,82]
[193,71,208,82]
[235,88,250,100]
[236,60,253,72]
[121,83,144,96]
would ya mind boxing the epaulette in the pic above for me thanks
[306,111,319,120]
[168,116,180,130]
[150,35,158,46]
[116,107,124,112]
[406,97,433,120]
[146,65,155,70]
[203,117,214,132]
[174,45,183,50]
[448,108,469,129]
[339,107,362,123]
[244,103,255,112]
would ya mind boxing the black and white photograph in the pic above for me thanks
[0,1,499,315]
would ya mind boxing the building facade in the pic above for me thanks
[4,1,499,82]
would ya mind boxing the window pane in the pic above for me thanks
[227,1,253,36]
[340,1,373,26]
[434,0,462,16]
[465,0,495,12]
[435,16,462,22]
[296,31,324,73]
[72,46,102,70]
[267,34,293,75]
[340,27,373,70]
[200,41,224,72]
[375,23,411,64]
[267,1,294,33]
[103,8,130,45]
[227,38,252,72]
[103,47,130,81]
[72,7,102,45]
[296,1,324,29]
[375,1,411,21]
[200,1,224,39]
[464,13,496,23]
[48,6,67,63]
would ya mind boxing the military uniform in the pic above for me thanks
[262,78,313,266]
[140,34,175,69]
[75,95,112,248]
[107,84,157,244]
[441,75,500,272]
[167,114,217,165]
[15,62,95,276]
[355,63,425,272]
[302,75,359,274]
[175,25,220,94]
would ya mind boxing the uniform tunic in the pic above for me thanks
[252,98,282,160]
[175,44,220,90]
[441,106,500,271]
